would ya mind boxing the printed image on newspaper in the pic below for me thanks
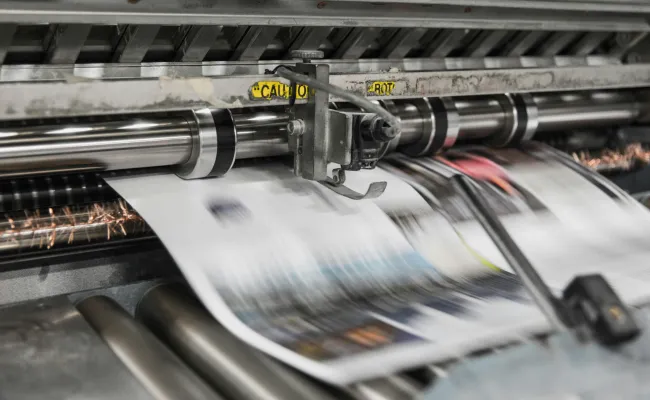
[387,144,650,306]
[106,163,548,385]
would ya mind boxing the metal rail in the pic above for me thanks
[0,1,645,30]
[2,64,650,119]
[137,284,338,400]
[77,296,224,400]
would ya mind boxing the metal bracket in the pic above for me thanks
[283,52,391,199]
[320,169,387,200]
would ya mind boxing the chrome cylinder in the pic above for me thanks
[77,296,223,400]
[0,116,194,178]
[456,97,508,140]
[535,92,640,132]
[137,284,337,400]
[233,111,290,159]
[0,91,640,179]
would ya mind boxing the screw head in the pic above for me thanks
[287,119,305,136]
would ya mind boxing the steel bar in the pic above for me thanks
[455,97,507,140]
[0,57,619,84]
[2,63,649,119]
[450,174,570,330]
[349,376,420,400]
[174,26,223,62]
[0,173,118,212]
[77,296,224,400]
[534,92,640,132]
[44,24,91,64]
[0,91,641,178]
[112,25,160,63]
[0,115,194,177]
[287,27,334,57]
[500,31,546,57]
[229,26,280,61]
[333,27,382,60]
[137,284,338,400]
[0,24,16,65]
[380,27,428,59]
[232,111,290,159]
[0,1,645,31]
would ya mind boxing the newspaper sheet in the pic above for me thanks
[397,146,650,306]
[105,164,547,385]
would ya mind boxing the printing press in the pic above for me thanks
[4,1,650,399]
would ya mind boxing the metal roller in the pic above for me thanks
[349,376,422,400]
[136,284,338,400]
[0,91,640,179]
[0,199,150,253]
[77,296,224,400]
[0,172,117,212]
[0,115,195,177]
[534,91,640,132]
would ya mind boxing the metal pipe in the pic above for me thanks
[0,91,640,179]
[77,296,224,400]
[232,111,290,159]
[455,97,507,140]
[394,101,433,145]
[0,173,118,212]
[137,284,337,400]
[535,92,640,132]
[0,116,195,178]
[349,376,421,400]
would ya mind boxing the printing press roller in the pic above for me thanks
[0,90,640,180]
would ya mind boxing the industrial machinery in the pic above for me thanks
[2,0,650,399]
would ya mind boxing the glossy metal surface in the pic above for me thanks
[0,91,641,178]
[233,111,290,159]
[78,296,223,400]
[0,116,194,177]
[456,97,507,140]
[350,376,421,400]
[176,108,218,179]
[535,92,640,132]
[0,296,154,400]
[137,285,337,400]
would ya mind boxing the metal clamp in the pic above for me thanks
[513,93,539,142]
[176,108,237,180]
[321,169,387,200]
[430,97,460,152]
[489,94,519,147]
[399,98,435,157]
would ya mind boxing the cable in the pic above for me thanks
[275,66,401,140]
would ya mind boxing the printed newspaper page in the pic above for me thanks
[402,146,650,306]
[106,164,547,385]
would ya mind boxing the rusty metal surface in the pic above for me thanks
[1,63,649,120]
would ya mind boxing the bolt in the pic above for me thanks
[287,119,305,136]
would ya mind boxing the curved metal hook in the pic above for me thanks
[320,169,387,200]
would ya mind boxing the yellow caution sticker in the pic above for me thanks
[249,81,310,101]
[367,81,396,96]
